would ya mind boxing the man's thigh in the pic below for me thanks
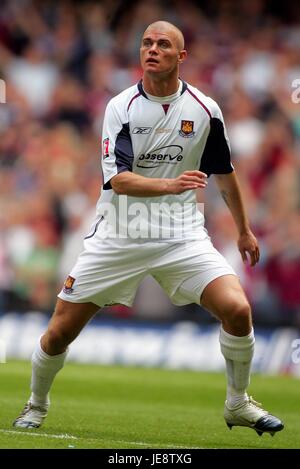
[200,274,249,316]
[47,298,99,339]
[151,238,236,306]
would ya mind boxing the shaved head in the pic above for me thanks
[143,21,185,51]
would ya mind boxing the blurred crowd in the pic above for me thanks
[0,0,300,326]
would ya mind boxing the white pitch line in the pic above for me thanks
[0,429,77,440]
[0,429,202,448]
[110,440,202,449]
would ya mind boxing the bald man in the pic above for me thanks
[14,21,283,437]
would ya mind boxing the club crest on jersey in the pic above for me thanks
[102,138,110,159]
[63,276,75,294]
[179,120,195,138]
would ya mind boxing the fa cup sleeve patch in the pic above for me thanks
[102,138,110,159]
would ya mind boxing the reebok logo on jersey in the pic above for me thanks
[137,145,183,168]
[132,127,152,134]
[179,120,195,138]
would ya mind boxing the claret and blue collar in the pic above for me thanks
[137,79,188,102]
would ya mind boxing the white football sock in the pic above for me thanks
[219,326,255,409]
[30,339,68,408]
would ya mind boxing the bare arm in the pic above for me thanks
[214,171,260,266]
[110,170,207,197]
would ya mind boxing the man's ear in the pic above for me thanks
[178,50,187,64]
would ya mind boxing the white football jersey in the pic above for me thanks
[95,79,233,241]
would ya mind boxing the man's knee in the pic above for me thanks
[223,298,252,335]
[230,299,251,320]
[41,299,99,355]
[42,327,72,354]
[41,302,74,354]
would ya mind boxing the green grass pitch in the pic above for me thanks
[0,360,299,449]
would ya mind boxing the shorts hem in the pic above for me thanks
[170,271,237,306]
[57,292,133,308]
[198,272,237,305]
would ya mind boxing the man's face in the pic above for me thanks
[140,29,182,75]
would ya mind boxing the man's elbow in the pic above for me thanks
[110,174,128,195]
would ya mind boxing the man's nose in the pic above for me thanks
[149,43,158,53]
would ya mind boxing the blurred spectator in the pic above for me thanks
[5,42,59,116]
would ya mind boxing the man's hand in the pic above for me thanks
[167,170,207,194]
[238,230,260,267]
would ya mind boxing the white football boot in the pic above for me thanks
[13,401,48,429]
[224,395,284,436]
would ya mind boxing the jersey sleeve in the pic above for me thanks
[101,100,134,189]
[199,101,234,177]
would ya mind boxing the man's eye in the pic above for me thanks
[159,42,169,48]
[143,41,152,47]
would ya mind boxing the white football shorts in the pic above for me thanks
[58,219,236,307]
